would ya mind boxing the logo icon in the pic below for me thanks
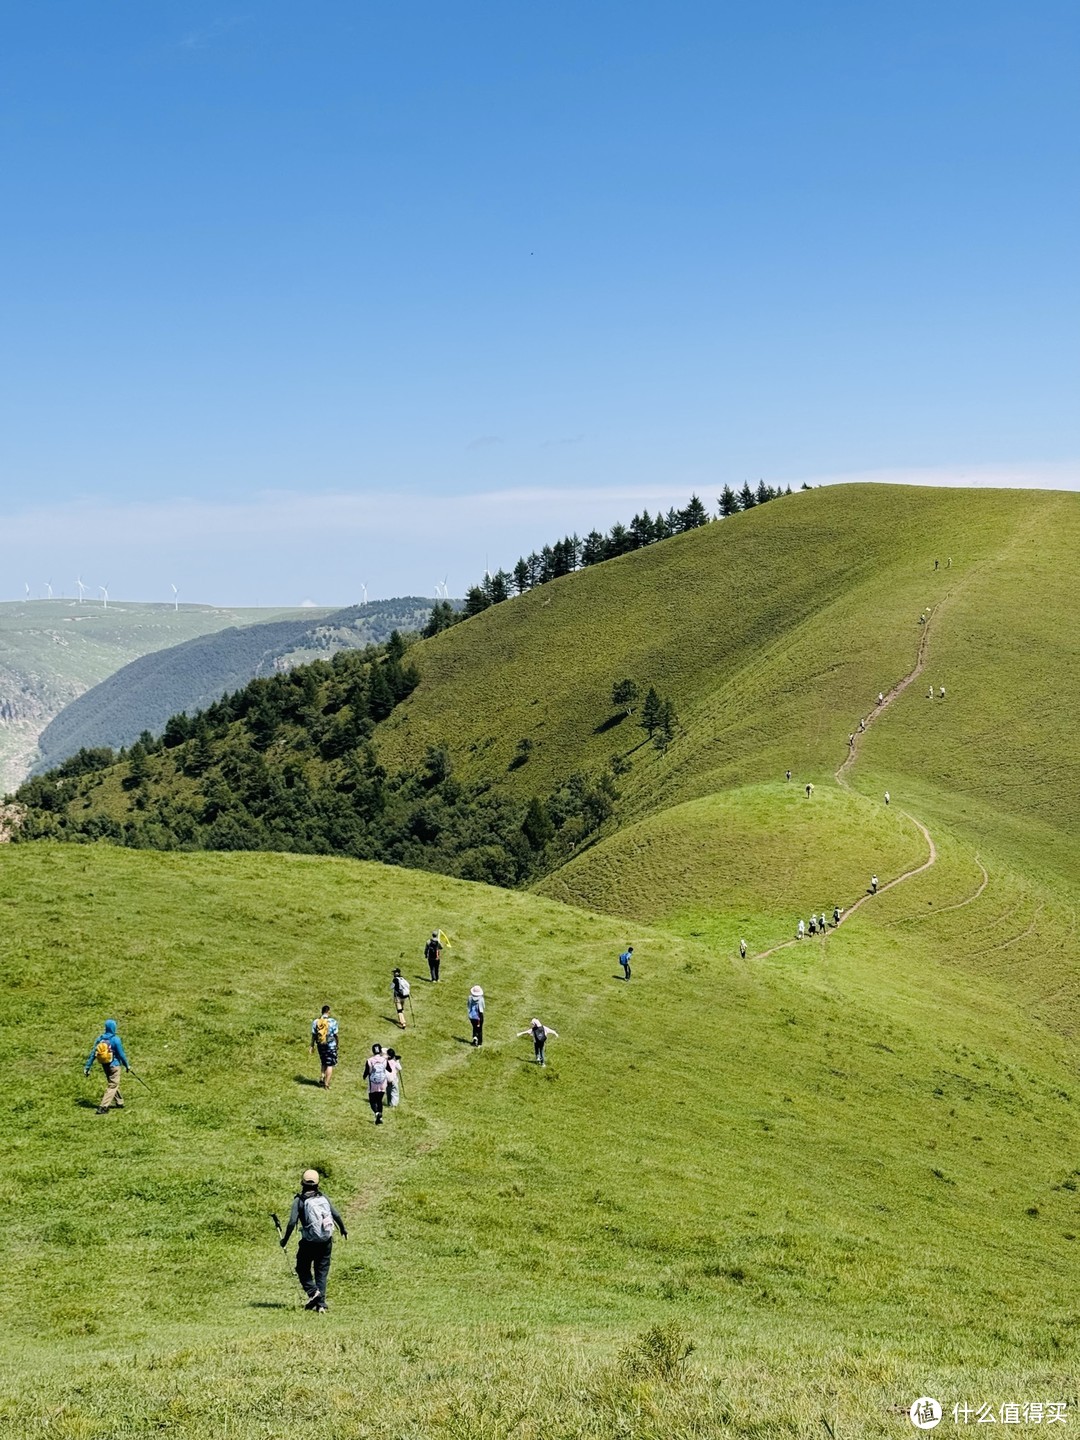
[909,1398,942,1430]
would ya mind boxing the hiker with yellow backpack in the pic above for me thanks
[310,1005,339,1089]
[83,1018,131,1114]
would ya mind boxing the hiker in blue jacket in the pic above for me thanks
[619,946,633,980]
[83,1019,131,1114]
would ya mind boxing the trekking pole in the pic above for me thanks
[408,994,416,1026]
[270,1213,301,1294]
[126,1068,151,1091]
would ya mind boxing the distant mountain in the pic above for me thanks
[32,597,441,773]
[0,599,323,792]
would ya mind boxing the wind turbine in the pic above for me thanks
[171,583,178,612]
[24,582,30,601]
[99,583,109,610]
[76,576,86,604]
[442,574,449,600]
[359,582,368,606]
[46,580,53,600]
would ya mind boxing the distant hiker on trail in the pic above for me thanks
[833,905,841,926]
[859,717,866,733]
[785,769,791,782]
[820,912,828,934]
[467,987,485,1046]
[392,969,410,1029]
[805,782,813,798]
[83,1018,131,1114]
[385,1048,402,1107]
[310,1005,338,1089]
[939,685,946,700]
[884,790,890,805]
[364,1044,389,1123]
[425,931,443,982]
[927,686,934,699]
[739,937,747,958]
[877,692,884,706]
[947,557,952,568]
[797,919,805,940]
[618,946,633,981]
[279,1169,346,1313]
[848,733,855,749]
[518,1019,558,1066]
[808,915,817,937]
[870,874,878,895]
[934,558,939,570]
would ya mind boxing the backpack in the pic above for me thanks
[314,1016,330,1045]
[395,976,410,999]
[367,1057,387,1087]
[424,939,436,960]
[531,1022,546,1043]
[94,1039,113,1064]
[300,1193,335,1242]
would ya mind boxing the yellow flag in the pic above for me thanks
[438,930,452,949]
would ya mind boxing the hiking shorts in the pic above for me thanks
[317,1043,338,1067]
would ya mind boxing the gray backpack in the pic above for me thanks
[300,1194,334,1242]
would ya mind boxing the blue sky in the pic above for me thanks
[1,1,1077,604]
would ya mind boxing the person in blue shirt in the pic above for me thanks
[618,946,633,981]
[83,1019,131,1114]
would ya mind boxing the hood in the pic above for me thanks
[104,1019,117,1035]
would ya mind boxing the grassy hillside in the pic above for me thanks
[378,486,1080,857]
[0,600,325,793]
[34,597,440,773]
[1,842,1077,1437]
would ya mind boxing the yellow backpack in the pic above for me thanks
[94,1039,113,1064]
[314,1016,330,1044]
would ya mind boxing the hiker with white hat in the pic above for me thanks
[517,1018,558,1066]
[467,986,485,1047]
[279,1169,347,1313]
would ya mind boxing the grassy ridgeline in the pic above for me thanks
[1,843,1076,1437]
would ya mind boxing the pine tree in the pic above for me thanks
[611,678,639,715]
[739,481,757,510]
[512,558,530,594]
[719,485,740,517]
[581,530,606,566]
[463,586,490,617]
[680,494,709,529]
[755,480,771,506]
[521,795,554,851]
[653,697,678,752]
[640,686,662,737]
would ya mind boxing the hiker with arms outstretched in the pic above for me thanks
[280,1169,346,1312]
[310,1005,338,1089]
[84,1018,131,1114]
[518,1018,558,1066]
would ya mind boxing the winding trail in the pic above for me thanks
[751,604,946,962]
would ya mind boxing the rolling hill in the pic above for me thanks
[33,596,442,775]
[0,599,328,793]
[3,483,1078,1435]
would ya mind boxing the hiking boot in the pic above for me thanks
[95,1106,109,1115]
[375,1114,383,1125]
[304,1290,323,1310]
[316,1304,328,1313]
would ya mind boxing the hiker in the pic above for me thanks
[877,692,884,706]
[467,986,485,1046]
[518,1018,558,1066]
[385,1048,402,1107]
[820,912,828,934]
[797,919,805,940]
[363,1044,389,1123]
[870,874,878,895]
[83,1018,131,1114]
[848,733,855,749]
[947,556,952,568]
[934,558,939,570]
[808,915,816,937]
[927,686,934,699]
[884,790,890,805]
[618,946,633,981]
[805,782,813,798]
[279,1169,347,1312]
[425,930,443,982]
[858,717,866,732]
[785,769,791,782]
[739,937,747,958]
[310,1005,338,1089]
[833,905,841,926]
[392,969,410,1029]
[938,685,945,700]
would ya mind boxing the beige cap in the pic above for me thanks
[302,1169,320,1186]
[469,985,483,997]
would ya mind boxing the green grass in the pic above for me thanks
[0,600,324,793]
[1,842,1076,1436]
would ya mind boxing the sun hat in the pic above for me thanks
[469,985,483,997]
[302,1169,320,1186]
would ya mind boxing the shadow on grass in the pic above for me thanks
[381,1014,407,1028]
[249,1301,294,1310]
[73,1098,100,1109]
[453,1035,473,1046]
[293,1075,322,1088]
[593,712,627,735]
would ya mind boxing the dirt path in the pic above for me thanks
[752,603,946,962]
